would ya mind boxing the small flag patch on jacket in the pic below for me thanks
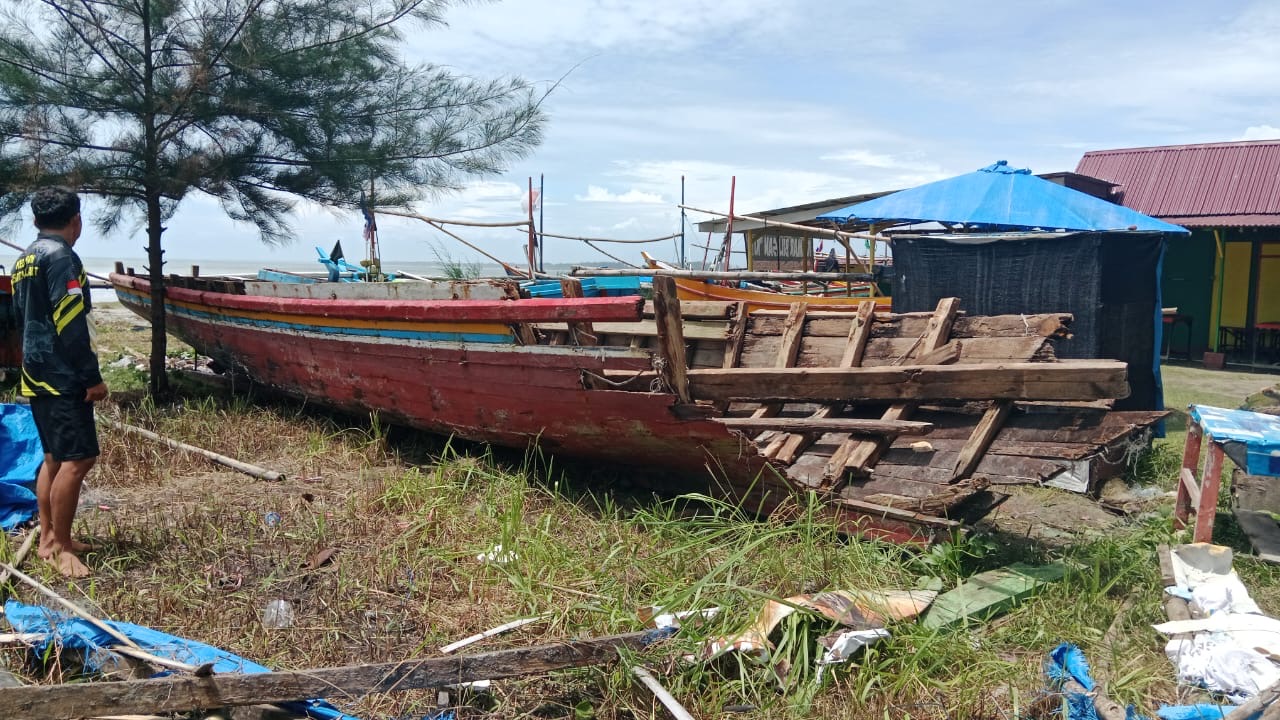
[66,279,82,295]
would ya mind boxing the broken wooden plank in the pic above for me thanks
[828,298,960,479]
[600,361,1129,404]
[0,632,656,720]
[651,276,692,404]
[715,417,933,434]
[721,302,748,370]
[921,562,1068,630]
[914,340,962,367]
[768,300,877,464]
[748,311,1069,340]
[951,401,1015,481]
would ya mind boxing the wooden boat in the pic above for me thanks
[640,252,892,312]
[110,270,1162,543]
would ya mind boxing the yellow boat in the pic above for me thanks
[641,253,892,312]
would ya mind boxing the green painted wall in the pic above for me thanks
[1161,232,1215,353]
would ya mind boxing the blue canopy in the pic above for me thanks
[817,161,1189,234]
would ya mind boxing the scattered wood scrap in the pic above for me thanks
[0,631,658,720]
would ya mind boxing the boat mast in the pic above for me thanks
[680,175,687,269]
[539,173,545,273]
[364,174,383,281]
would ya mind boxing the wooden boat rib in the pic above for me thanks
[110,271,1162,544]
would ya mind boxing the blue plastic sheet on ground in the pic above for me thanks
[0,404,43,531]
[1156,705,1235,720]
[1190,405,1280,477]
[4,600,360,720]
[1045,642,1151,720]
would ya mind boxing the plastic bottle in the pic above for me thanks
[262,599,295,629]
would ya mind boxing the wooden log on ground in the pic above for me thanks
[603,361,1129,404]
[1226,678,1280,719]
[716,417,933,434]
[100,418,285,482]
[0,632,656,720]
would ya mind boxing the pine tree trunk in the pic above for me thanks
[145,191,168,399]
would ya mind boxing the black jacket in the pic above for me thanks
[12,233,102,396]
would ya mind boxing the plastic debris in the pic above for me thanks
[476,544,516,564]
[262,599,295,629]
[1155,704,1235,720]
[815,628,890,683]
[264,511,282,527]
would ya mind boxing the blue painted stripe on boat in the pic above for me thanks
[117,290,515,344]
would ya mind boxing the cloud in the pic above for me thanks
[1239,125,1280,141]
[575,185,665,204]
[611,217,639,230]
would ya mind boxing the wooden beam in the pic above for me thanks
[950,401,1015,481]
[767,300,877,463]
[651,276,692,404]
[828,298,960,480]
[0,632,654,720]
[603,361,1128,403]
[717,417,933,434]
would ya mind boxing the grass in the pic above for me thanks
[1,308,1278,718]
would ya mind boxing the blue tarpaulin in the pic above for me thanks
[817,161,1190,234]
[1190,405,1280,477]
[0,404,43,531]
[4,600,360,720]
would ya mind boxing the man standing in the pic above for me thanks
[13,187,108,577]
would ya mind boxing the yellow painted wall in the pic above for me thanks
[1220,241,1252,327]
[1257,244,1280,324]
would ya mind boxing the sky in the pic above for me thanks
[55,0,1280,268]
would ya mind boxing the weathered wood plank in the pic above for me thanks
[721,302,748,369]
[750,303,808,439]
[951,401,1015,481]
[0,632,654,720]
[769,300,878,464]
[602,361,1130,403]
[651,276,691,404]
[828,298,961,479]
[921,562,1068,629]
[643,300,736,319]
[747,312,1069,340]
[717,417,933,434]
[795,335,1052,369]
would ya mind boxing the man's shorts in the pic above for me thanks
[29,395,100,461]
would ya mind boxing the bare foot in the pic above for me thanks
[52,551,90,578]
[70,540,95,553]
[37,540,55,561]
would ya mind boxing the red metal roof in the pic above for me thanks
[1076,140,1280,226]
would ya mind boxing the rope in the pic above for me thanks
[584,240,642,268]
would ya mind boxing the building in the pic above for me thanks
[1077,140,1280,364]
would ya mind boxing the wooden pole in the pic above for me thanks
[0,528,38,586]
[631,666,696,720]
[0,631,656,720]
[100,418,284,482]
[376,210,529,228]
[527,177,537,280]
[723,176,736,273]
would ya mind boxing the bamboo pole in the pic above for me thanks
[570,267,874,281]
[632,666,696,720]
[0,562,193,673]
[679,205,880,244]
[377,210,529,228]
[384,212,516,271]
[0,238,111,283]
[527,230,682,244]
[101,418,284,482]
[0,528,38,586]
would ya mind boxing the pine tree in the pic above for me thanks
[0,0,545,396]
